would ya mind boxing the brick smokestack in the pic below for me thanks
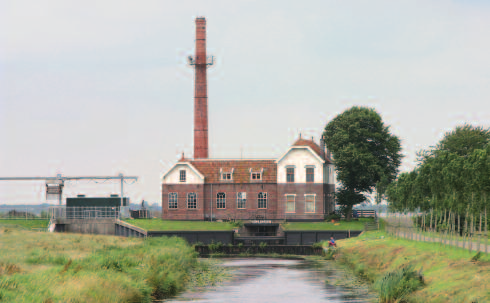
[193,17,209,159]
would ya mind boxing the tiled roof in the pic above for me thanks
[292,138,332,163]
[190,160,277,183]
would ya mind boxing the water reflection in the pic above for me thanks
[166,258,373,303]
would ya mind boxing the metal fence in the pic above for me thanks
[385,212,489,255]
[0,206,51,220]
[49,206,121,219]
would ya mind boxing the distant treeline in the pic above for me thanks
[386,125,490,221]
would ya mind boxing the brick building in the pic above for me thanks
[161,17,335,222]
[161,136,336,222]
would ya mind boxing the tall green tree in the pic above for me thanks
[435,124,490,157]
[324,106,403,219]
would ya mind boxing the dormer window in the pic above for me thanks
[250,168,264,181]
[220,168,234,181]
[179,170,186,182]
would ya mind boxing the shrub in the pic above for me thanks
[471,252,482,262]
[231,220,244,228]
[312,242,323,249]
[324,248,336,260]
[208,241,223,252]
[375,265,424,303]
[325,212,341,221]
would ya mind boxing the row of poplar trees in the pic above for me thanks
[386,124,490,234]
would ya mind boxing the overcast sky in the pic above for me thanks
[1,0,490,205]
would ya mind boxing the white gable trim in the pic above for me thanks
[276,146,325,164]
[161,162,205,181]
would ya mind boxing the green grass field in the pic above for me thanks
[281,218,372,231]
[332,230,490,302]
[125,219,237,231]
[0,219,49,229]
[0,227,226,302]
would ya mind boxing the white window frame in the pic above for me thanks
[179,170,186,182]
[237,192,246,209]
[250,168,264,181]
[187,192,197,209]
[220,168,234,181]
[305,194,316,213]
[217,192,226,209]
[258,192,267,209]
[286,167,295,183]
[285,194,296,213]
[306,166,315,183]
[168,193,178,209]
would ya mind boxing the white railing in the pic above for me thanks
[49,206,121,219]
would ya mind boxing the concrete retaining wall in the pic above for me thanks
[55,219,116,235]
[285,230,363,245]
[147,230,234,245]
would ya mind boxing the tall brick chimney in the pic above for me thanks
[193,17,209,159]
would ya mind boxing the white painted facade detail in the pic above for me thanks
[323,164,336,185]
[277,148,324,183]
[162,163,204,184]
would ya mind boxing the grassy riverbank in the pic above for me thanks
[331,230,490,302]
[0,228,226,302]
[125,219,236,231]
[0,219,49,229]
[282,218,371,230]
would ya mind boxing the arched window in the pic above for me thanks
[168,193,178,209]
[258,192,267,209]
[187,193,197,209]
[217,192,226,209]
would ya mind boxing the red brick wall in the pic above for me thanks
[162,182,335,221]
[277,183,325,220]
[162,184,205,220]
[162,183,279,220]
[203,183,279,220]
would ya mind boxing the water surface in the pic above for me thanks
[167,258,374,303]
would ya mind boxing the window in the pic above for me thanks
[286,167,295,183]
[286,195,295,213]
[251,172,261,180]
[179,170,186,182]
[237,192,246,209]
[306,167,315,183]
[221,172,232,180]
[258,192,267,209]
[217,192,226,209]
[187,193,197,209]
[305,195,315,213]
[168,193,178,209]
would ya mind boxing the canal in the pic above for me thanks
[166,258,376,302]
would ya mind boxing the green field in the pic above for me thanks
[0,219,49,229]
[125,219,237,231]
[331,229,490,302]
[0,227,227,302]
[282,218,372,231]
